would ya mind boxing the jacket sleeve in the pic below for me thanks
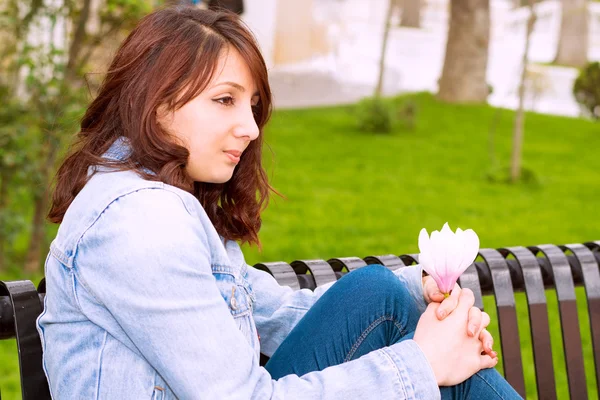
[74,188,439,400]
[248,259,428,357]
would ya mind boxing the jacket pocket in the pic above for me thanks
[212,269,251,317]
[213,268,257,348]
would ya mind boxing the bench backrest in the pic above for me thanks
[2,241,600,399]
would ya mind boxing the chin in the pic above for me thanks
[207,172,235,184]
[188,164,236,183]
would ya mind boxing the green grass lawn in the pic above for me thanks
[1,93,599,399]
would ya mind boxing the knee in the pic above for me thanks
[350,264,393,281]
[339,264,419,314]
[344,264,408,296]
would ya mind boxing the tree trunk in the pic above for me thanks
[24,131,60,274]
[24,189,49,273]
[0,169,8,272]
[66,0,93,81]
[510,1,536,183]
[400,0,421,28]
[437,0,490,103]
[375,0,395,97]
[554,0,588,68]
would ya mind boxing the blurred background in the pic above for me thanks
[1,0,599,398]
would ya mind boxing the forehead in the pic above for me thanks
[210,46,257,92]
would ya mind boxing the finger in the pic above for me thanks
[480,312,491,332]
[479,354,499,370]
[424,277,444,303]
[467,307,482,337]
[436,285,461,319]
[480,329,495,355]
[424,301,441,317]
[455,287,475,315]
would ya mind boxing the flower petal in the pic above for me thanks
[441,222,452,236]
[419,252,438,280]
[446,226,463,276]
[418,228,430,254]
[430,230,446,281]
[459,229,480,270]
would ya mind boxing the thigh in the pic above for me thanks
[265,265,422,379]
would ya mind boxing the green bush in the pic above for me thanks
[396,99,417,131]
[573,62,600,120]
[355,97,394,133]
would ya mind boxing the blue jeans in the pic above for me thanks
[265,265,522,399]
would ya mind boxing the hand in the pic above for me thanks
[422,276,496,358]
[413,288,499,386]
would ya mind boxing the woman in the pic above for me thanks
[37,6,521,399]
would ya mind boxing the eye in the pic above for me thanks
[214,96,235,106]
[251,96,261,115]
[252,103,260,118]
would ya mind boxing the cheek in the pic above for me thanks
[187,138,212,161]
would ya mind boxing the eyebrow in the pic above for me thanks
[212,81,259,96]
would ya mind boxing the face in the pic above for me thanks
[158,46,260,183]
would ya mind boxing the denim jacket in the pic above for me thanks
[37,138,440,399]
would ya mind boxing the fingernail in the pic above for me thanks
[434,291,442,297]
[492,351,498,357]
[469,324,476,336]
[438,310,446,319]
[486,341,492,350]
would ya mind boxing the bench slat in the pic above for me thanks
[532,245,587,399]
[0,281,51,400]
[291,260,337,289]
[573,242,600,394]
[327,257,367,272]
[363,255,405,271]
[458,262,484,310]
[254,262,301,291]
[502,246,557,400]
[479,248,526,397]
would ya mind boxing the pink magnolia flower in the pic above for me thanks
[418,223,480,295]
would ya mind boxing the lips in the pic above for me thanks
[224,150,242,164]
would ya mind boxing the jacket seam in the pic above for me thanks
[69,185,200,267]
[344,315,405,362]
[36,295,56,399]
[380,348,409,399]
[94,331,108,400]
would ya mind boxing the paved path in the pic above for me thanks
[268,0,599,117]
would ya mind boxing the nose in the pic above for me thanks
[233,105,260,141]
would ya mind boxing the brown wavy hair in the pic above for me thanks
[48,6,274,246]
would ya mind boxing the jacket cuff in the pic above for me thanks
[382,340,440,399]
[393,264,428,313]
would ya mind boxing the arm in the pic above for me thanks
[248,260,427,357]
[75,188,438,399]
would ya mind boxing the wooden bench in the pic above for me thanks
[2,241,600,399]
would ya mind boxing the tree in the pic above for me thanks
[1,0,152,273]
[554,0,589,68]
[437,0,490,103]
[400,0,421,28]
[375,0,396,98]
[356,0,396,134]
[510,0,536,183]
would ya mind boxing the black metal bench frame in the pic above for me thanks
[2,241,600,399]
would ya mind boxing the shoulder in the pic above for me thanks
[52,170,212,264]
